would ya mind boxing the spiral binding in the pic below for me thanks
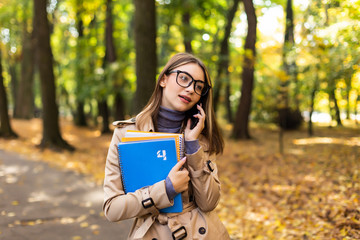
[179,135,185,160]
[117,144,127,193]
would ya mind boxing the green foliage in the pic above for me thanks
[1,0,360,124]
[296,0,360,115]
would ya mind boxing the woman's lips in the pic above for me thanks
[179,95,192,103]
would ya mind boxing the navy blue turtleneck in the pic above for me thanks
[157,106,185,133]
[157,106,200,154]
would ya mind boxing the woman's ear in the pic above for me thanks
[159,76,167,87]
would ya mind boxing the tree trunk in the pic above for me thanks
[75,101,87,127]
[9,64,18,112]
[133,0,156,113]
[280,0,292,112]
[98,100,110,134]
[284,0,295,48]
[283,0,300,109]
[346,86,350,120]
[308,88,316,136]
[98,0,119,133]
[288,1,299,110]
[330,89,342,126]
[14,19,35,119]
[87,14,98,125]
[33,0,74,151]
[279,0,302,133]
[105,0,116,63]
[308,65,319,136]
[232,0,257,139]
[106,0,125,122]
[182,2,193,53]
[213,0,240,115]
[0,49,18,138]
[74,0,87,127]
[114,92,125,120]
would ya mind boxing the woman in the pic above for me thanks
[103,52,230,239]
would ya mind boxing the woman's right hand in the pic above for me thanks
[168,157,190,193]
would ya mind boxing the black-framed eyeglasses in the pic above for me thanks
[167,70,211,96]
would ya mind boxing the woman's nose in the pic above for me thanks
[185,82,195,93]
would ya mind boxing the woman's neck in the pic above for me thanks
[157,106,185,133]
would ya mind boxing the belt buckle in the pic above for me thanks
[206,160,214,172]
[141,198,154,209]
[172,226,187,240]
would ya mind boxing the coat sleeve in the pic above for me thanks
[102,126,173,222]
[186,138,221,212]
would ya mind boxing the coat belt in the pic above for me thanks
[133,203,196,239]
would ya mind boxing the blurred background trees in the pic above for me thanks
[0,48,17,138]
[0,0,359,150]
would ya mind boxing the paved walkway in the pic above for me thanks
[0,150,132,240]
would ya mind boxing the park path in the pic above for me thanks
[0,149,132,240]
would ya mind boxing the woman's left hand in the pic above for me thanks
[184,104,205,141]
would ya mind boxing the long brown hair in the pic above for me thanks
[136,53,224,155]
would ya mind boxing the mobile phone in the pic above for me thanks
[186,100,203,129]
[190,110,199,130]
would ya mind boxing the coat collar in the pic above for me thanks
[135,113,155,132]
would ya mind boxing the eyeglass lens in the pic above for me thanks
[176,72,206,95]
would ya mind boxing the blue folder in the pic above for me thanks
[117,138,183,213]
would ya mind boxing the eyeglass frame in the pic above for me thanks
[166,70,211,96]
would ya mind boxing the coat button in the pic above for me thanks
[199,227,206,235]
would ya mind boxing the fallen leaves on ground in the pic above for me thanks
[0,118,359,239]
[217,123,360,239]
[0,119,109,183]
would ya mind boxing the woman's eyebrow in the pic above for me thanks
[179,70,205,82]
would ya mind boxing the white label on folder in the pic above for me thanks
[157,150,167,160]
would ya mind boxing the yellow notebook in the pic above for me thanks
[124,130,185,160]
[121,135,182,161]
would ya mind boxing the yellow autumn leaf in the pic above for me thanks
[26,221,36,226]
[80,222,89,228]
[7,212,15,217]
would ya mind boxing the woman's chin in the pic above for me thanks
[179,103,196,112]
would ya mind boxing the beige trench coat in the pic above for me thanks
[103,117,230,240]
